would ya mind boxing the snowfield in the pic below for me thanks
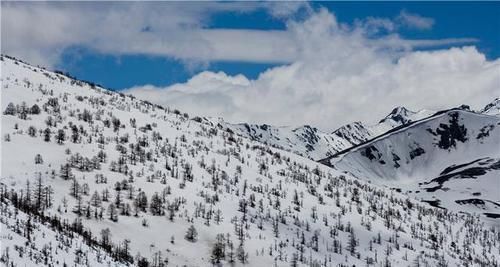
[1,55,499,266]
[323,108,500,222]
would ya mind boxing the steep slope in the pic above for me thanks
[0,199,125,267]
[481,97,500,116]
[213,120,364,160]
[371,106,435,135]
[322,109,500,220]
[2,55,500,266]
[211,106,433,161]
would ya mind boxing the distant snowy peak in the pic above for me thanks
[215,121,344,159]
[209,106,442,161]
[332,121,372,146]
[322,109,500,219]
[379,106,416,125]
[379,106,435,127]
[481,97,500,116]
[190,101,499,162]
[209,119,375,160]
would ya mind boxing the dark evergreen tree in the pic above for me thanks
[43,128,51,142]
[60,164,73,180]
[30,104,41,115]
[210,234,226,264]
[236,243,248,264]
[34,154,43,164]
[348,229,358,256]
[56,129,65,144]
[185,225,198,242]
[3,102,16,115]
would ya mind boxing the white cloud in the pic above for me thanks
[1,2,475,68]
[2,3,496,131]
[0,2,292,67]
[264,1,312,19]
[397,10,435,30]
[125,10,500,131]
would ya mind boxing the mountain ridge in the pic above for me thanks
[1,54,499,266]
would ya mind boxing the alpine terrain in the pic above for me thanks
[321,105,500,222]
[1,55,500,267]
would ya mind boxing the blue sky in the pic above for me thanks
[47,1,499,90]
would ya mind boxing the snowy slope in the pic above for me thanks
[322,109,500,220]
[0,199,125,267]
[2,55,500,266]
[210,106,434,161]
[481,97,500,116]
[212,120,361,160]
[371,106,435,135]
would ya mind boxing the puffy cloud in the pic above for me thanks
[263,1,312,19]
[1,2,473,68]
[3,3,496,131]
[0,2,289,67]
[125,10,500,131]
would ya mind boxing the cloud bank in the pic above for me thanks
[2,2,313,67]
[2,3,498,131]
[2,2,475,67]
[125,10,499,131]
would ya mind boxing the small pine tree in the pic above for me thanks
[34,154,43,164]
[56,129,65,144]
[236,243,248,264]
[210,234,225,264]
[30,104,41,115]
[347,229,358,256]
[3,102,16,115]
[43,128,51,142]
[60,164,73,180]
[185,225,198,242]
[108,203,118,222]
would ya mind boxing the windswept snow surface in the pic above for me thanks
[325,109,500,222]
[1,55,499,266]
[208,106,436,161]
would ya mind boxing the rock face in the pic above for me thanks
[322,109,500,220]
[426,111,468,150]
[481,97,500,116]
[379,106,416,125]
[214,107,436,161]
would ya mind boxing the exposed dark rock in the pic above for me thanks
[455,198,485,206]
[435,112,468,149]
[457,104,471,111]
[440,158,486,175]
[392,153,401,168]
[294,126,320,150]
[379,106,414,125]
[421,199,443,209]
[423,159,499,192]
[361,146,382,161]
[409,147,425,159]
[484,213,500,219]
[333,122,370,146]
[477,124,495,140]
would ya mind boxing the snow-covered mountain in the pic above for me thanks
[481,97,500,116]
[208,120,363,160]
[1,55,500,267]
[321,108,500,221]
[0,199,126,267]
[371,106,435,135]
[210,106,436,161]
